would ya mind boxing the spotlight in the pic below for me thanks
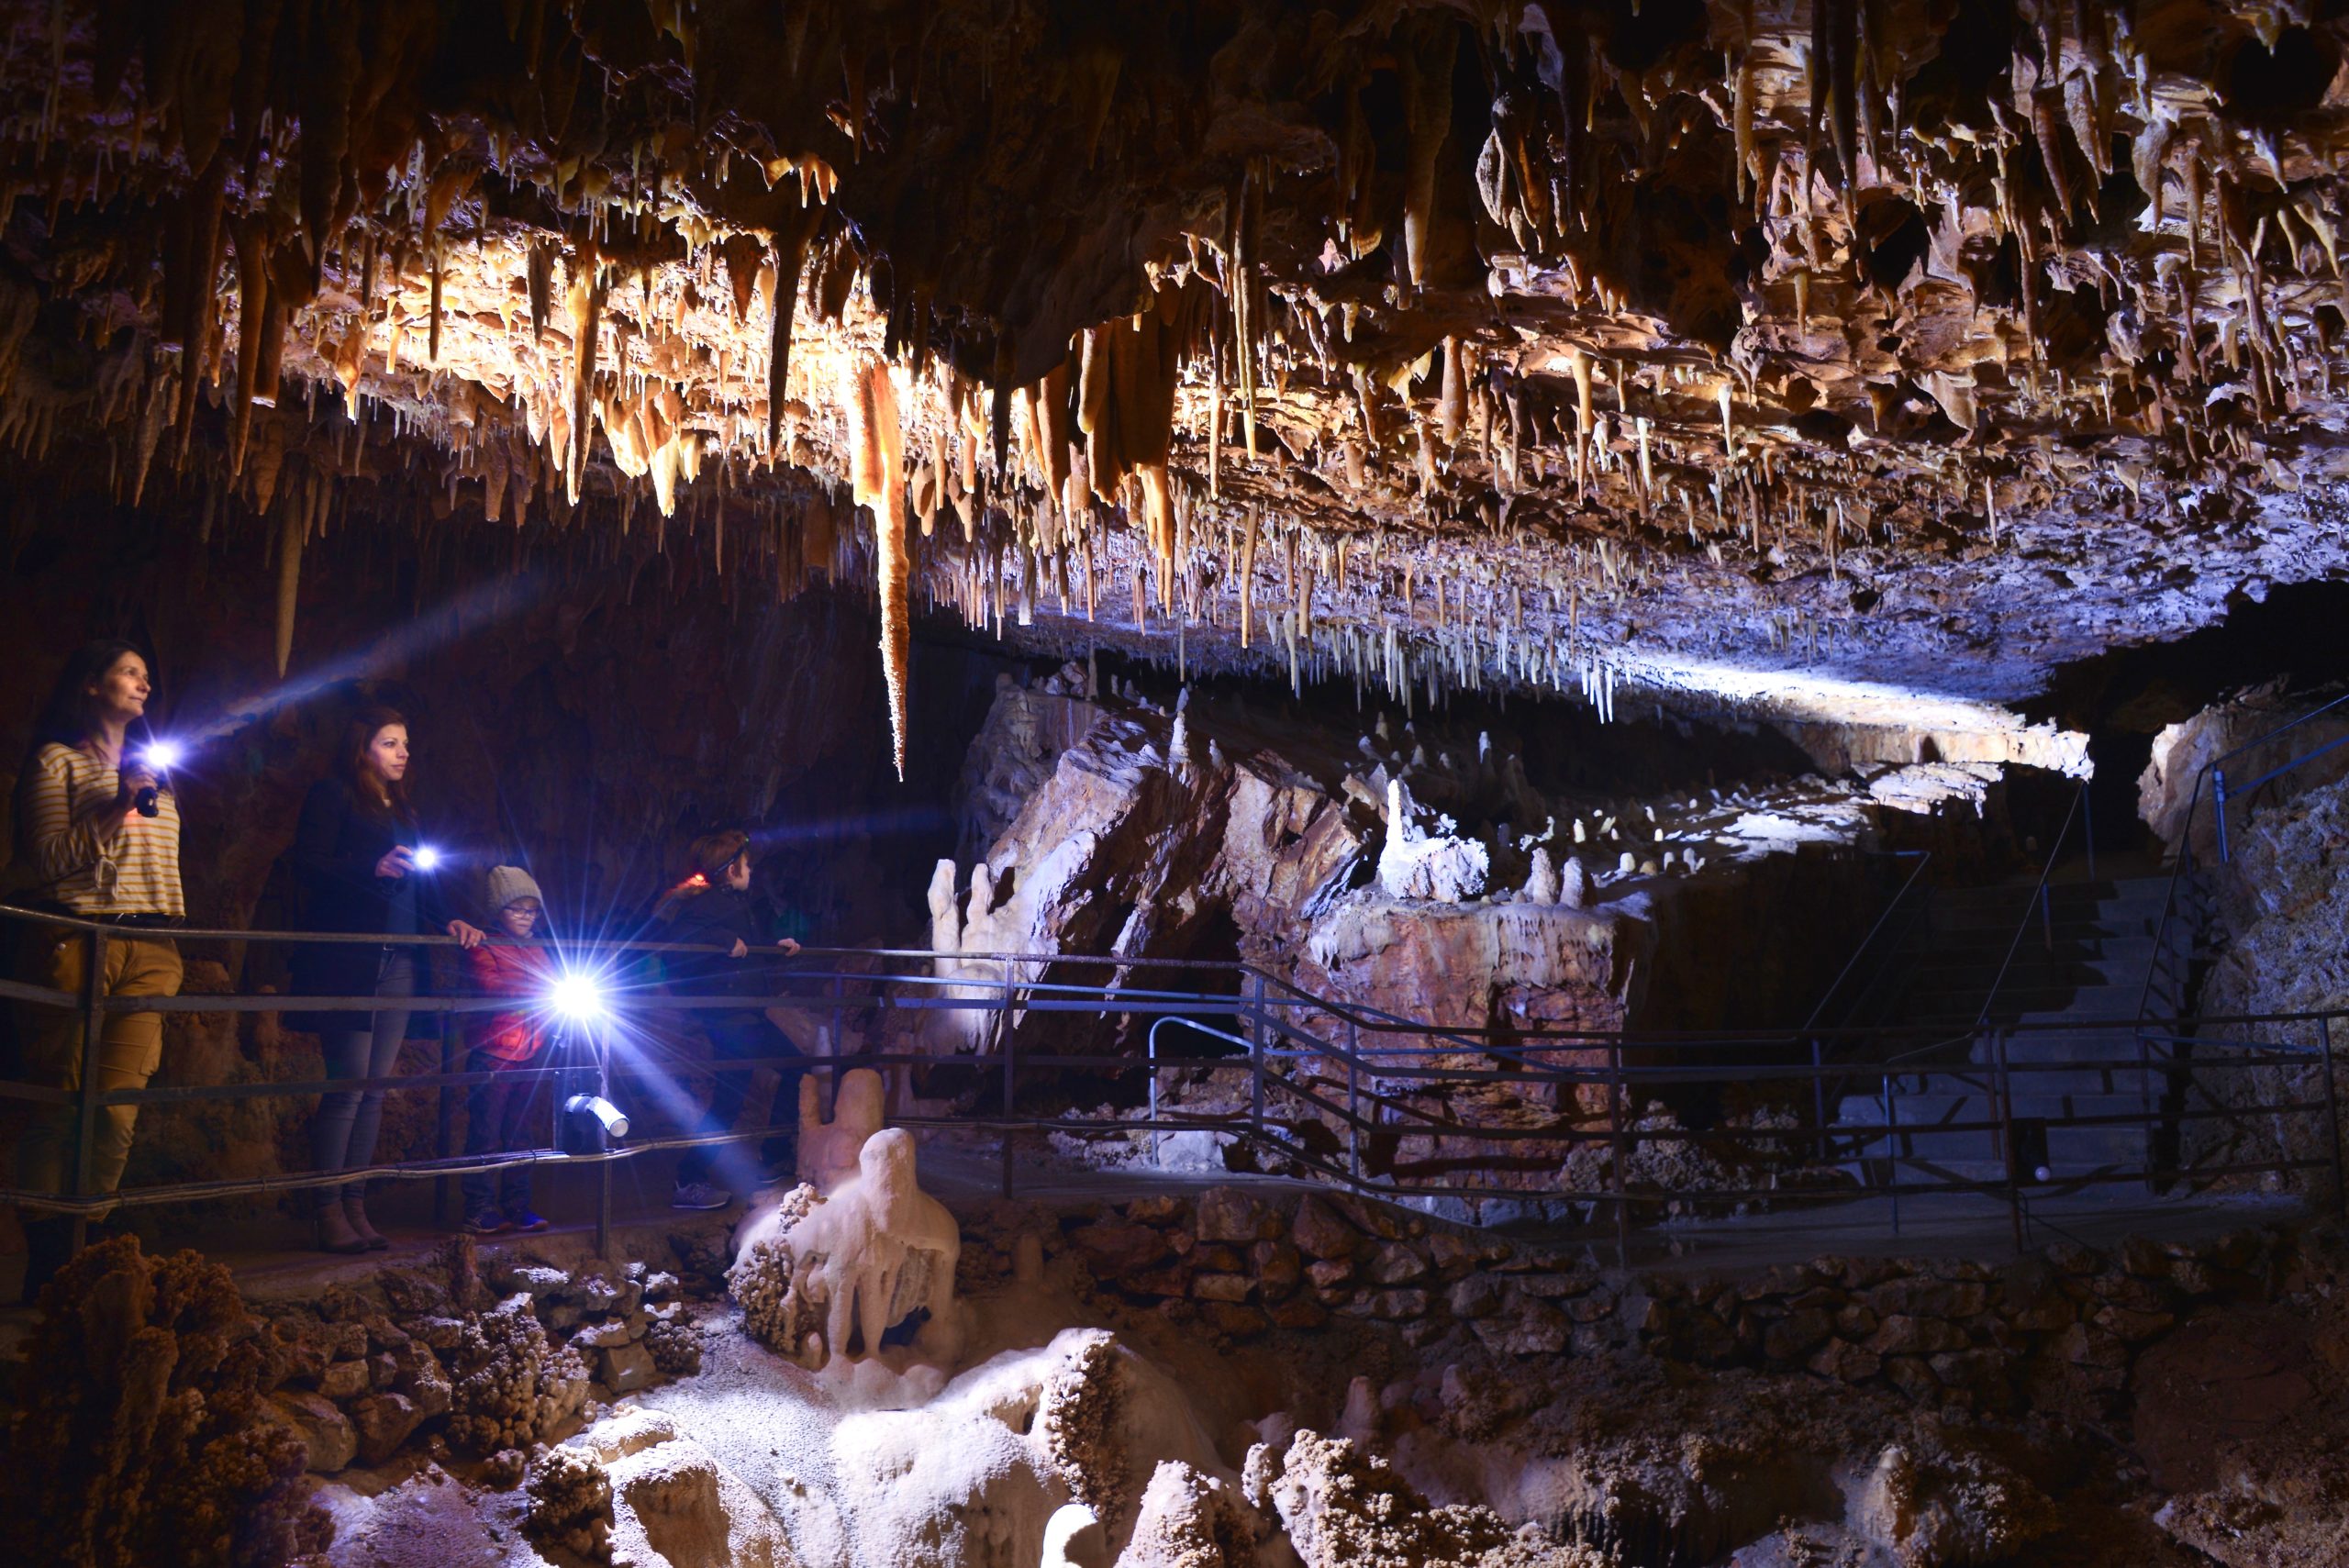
[548,970,609,1024]
[409,844,442,871]
[565,1093,630,1140]
[134,739,184,818]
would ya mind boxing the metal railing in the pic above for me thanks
[2210,690,2349,862]
[2130,692,2349,1193]
[4,897,2340,1262]
[1977,780,2092,1029]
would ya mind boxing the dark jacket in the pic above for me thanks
[286,776,452,1029]
[655,884,770,1003]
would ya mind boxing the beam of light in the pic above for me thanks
[139,739,185,770]
[182,573,545,747]
[409,845,442,871]
[746,804,952,850]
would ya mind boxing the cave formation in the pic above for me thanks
[3,3,2349,1566]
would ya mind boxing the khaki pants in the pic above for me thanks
[12,926,183,1200]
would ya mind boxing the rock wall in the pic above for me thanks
[2137,681,2349,857]
[909,673,1996,1198]
[2186,768,2349,1204]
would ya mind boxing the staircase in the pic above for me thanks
[1831,873,2194,1190]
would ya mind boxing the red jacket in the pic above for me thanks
[466,942,557,1064]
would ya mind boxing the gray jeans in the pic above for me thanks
[310,947,416,1202]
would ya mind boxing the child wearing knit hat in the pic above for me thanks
[460,865,558,1233]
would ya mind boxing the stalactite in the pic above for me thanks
[848,353,909,779]
[273,499,303,678]
[1397,14,1458,289]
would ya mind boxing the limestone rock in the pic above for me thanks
[269,1390,357,1474]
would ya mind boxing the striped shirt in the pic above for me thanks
[18,741,185,917]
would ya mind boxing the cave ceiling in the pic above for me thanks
[4,1,2348,771]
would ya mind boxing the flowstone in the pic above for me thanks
[798,1067,888,1195]
[728,1128,963,1379]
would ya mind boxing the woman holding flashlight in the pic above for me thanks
[289,706,483,1253]
[8,640,185,1301]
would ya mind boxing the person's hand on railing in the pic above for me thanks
[777,938,801,956]
[446,918,485,950]
[729,937,749,958]
[375,845,415,880]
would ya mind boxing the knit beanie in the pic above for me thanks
[484,864,543,913]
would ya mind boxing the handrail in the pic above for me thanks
[1803,850,1932,1035]
[2208,688,2349,862]
[6,877,2344,1251]
[1976,781,2088,1029]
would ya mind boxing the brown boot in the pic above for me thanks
[316,1194,368,1255]
[344,1189,389,1251]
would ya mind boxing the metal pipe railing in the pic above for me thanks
[4,901,2343,1247]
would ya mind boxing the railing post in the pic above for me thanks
[1809,1036,1827,1170]
[69,925,110,1251]
[2213,768,2231,862]
[2321,1015,2345,1219]
[2135,1022,2159,1196]
[1608,1041,1631,1266]
[2083,785,2096,881]
[1250,973,1266,1130]
[434,1012,456,1225]
[1883,1071,1900,1235]
[1346,1018,1362,1184]
[1992,1026,2024,1254]
[2040,882,2054,951]
[829,970,845,1105]
[999,971,1016,1200]
[1147,1019,1161,1168]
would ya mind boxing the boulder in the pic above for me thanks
[1194,1186,1275,1244]
[599,1342,657,1395]
[351,1392,426,1466]
[270,1391,357,1473]
[1289,1197,1360,1260]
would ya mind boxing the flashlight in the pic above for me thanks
[410,845,442,871]
[549,971,608,1023]
[565,1094,630,1140]
[134,740,184,818]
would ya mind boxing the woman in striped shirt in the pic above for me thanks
[9,639,185,1301]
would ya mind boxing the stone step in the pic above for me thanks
[1834,1088,2162,1131]
[1836,1117,2150,1167]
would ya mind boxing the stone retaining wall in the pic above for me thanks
[1038,1184,2307,1419]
